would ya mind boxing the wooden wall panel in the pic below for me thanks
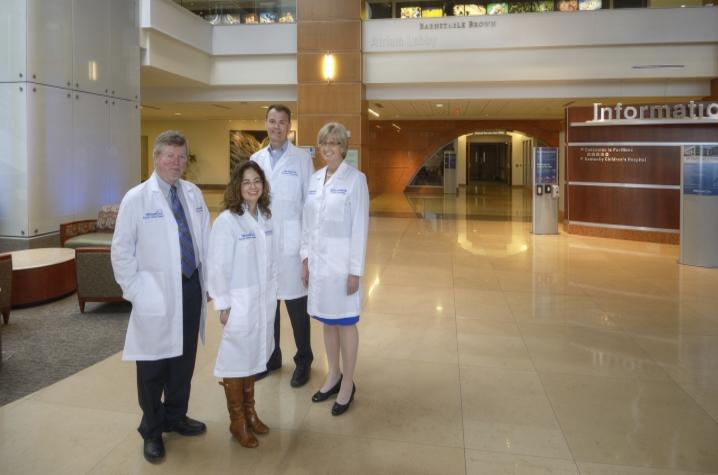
[568,186,679,230]
[297,21,361,51]
[300,115,363,145]
[297,0,361,21]
[565,103,718,242]
[568,146,680,184]
[298,83,363,115]
[568,124,717,144]
[566,104,718,143]
[566,223,679,244]
[297,52,362,83]
[365,119,562,193]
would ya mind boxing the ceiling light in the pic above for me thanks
[322,53,336,82]
[435,104,444,108]
[391,123,401,131]
[262,105,269,109]
[173,112,182,116]
[368,108,380,118]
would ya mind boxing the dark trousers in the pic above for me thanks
[267,296,313,369]
[136,270,202,439]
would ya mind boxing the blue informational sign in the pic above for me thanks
[444,151,456,170]
[683,145,718,196]
[535,147,558,185]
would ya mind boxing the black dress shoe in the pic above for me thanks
[143,436,165,463]
[312,375,343,402]
[164,416,207,436]
[255,360,282,381]
[331,384,356,416]
[290,365,311,388]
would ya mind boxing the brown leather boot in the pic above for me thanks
[219,378,258,448]
[243,376,270,435]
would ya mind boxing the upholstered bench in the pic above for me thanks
[60,204,119,248]
[59,205,124,311]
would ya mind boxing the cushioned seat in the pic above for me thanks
[75,247,124,312]
[0,253,11,325]
[63,233,114,249]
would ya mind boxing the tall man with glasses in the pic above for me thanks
[112,130,211,463]
[251,104,314,387]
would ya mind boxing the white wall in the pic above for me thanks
[456,135,466,185]
[142,118,296,184]
[510,132,527,187]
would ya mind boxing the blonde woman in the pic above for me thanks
[300,122,369,416]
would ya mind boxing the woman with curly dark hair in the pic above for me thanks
[206,160,277,448]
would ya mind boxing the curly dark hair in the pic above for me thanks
[223,161,271,218]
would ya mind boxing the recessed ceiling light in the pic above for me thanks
[435,104,444,108]
[174,112,182,116]
[262,106,269,109]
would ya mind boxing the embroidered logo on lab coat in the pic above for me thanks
[281,169,298,177]
[308,189,317,195]
[265,230,273,236]
[195,206,204,213]
[330,188,347,194]
[239,232,256,241]
[143,210,164,219]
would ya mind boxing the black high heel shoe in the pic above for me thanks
[331,384,356,416]
[312,375,343,403]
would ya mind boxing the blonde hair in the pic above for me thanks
[317,122,349,158]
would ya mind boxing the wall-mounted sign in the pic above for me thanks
[571,101,718,127]
[535,147,558,184]
[683,145,718,196]
[300,146,315,159]
[577,146,647,165]
[345,149,359,169]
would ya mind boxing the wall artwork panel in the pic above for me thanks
[229,130,295,176]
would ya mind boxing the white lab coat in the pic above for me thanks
[111,173,210,361]
[207,209,278,377]
[300,161,369,319]
[251,143,313,300]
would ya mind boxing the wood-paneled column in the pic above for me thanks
[297,1,367,172]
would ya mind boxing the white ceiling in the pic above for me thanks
[140,101,292,120]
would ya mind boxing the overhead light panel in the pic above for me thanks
[368,108,380,118]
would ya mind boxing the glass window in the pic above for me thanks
[172,1,296,24]
[408,142,455,188]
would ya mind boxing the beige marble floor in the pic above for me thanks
[2,186,718,474]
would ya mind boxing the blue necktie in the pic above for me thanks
[170,186,197,279]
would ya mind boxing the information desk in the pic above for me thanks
[2,248,77,307]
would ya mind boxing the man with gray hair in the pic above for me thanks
[112,130,211,463]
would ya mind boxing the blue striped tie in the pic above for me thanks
[170,186,197,279]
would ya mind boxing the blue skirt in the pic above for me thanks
[312,315,360,326]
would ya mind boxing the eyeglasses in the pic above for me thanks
[319,141,341,148]
[241,179,263,187]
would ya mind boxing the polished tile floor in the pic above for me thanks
[2,185,718,474]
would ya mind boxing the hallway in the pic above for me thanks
[2,189,718,474]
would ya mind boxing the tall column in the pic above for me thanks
[296,1,367,172]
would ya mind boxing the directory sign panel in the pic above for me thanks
[535,147,558,185]
[683,145,718,196]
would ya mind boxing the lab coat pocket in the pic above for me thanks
[277,172,300,202]
[326,237,350,275]
[227,286,260,333]
[326,193,347,222]
[282,220,301,255]
[132,271,167,317]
